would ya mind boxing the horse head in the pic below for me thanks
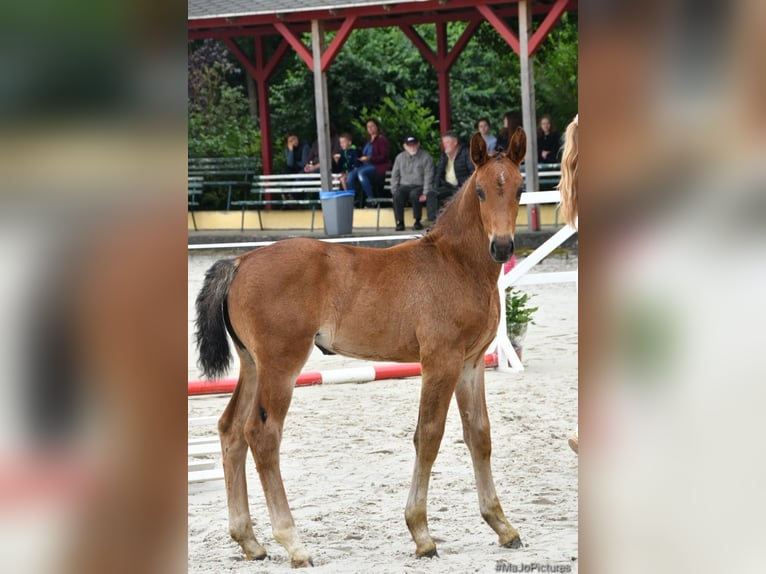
[469,127,526,263]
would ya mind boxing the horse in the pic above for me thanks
[195,129,527,567]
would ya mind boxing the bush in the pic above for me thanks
[353,90,441,162]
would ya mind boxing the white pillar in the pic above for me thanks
[519,1,539,230]
[311,20,333,192]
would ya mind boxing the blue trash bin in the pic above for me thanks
[320,190,355,235]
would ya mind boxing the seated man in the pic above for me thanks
[390,136,434,231]
[429,131,475,223]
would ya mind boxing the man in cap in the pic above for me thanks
[390,135,434,231]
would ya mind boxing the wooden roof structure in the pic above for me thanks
[189,0,577,191]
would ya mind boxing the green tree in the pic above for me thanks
[354,90,441,160]
[188,40,261,159]
[533,11,578,132]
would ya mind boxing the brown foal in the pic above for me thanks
[195,129,527,567]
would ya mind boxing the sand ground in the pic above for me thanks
[188,250,578,573]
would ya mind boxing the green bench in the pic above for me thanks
[188,176,204,231]
[188,157,259,210]
[231,173,343,231]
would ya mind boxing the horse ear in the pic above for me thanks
[470,133,489,167]
[506,127,527,165]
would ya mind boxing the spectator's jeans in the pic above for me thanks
[393,184,424,224]
[346,163,377,199]
[427,183,459,222]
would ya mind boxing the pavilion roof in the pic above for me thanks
[189,1,405,21]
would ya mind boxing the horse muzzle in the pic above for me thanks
[489,235,514,263]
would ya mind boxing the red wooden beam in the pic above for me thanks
[529,0,569,55]
[221,37,261,81]
[263,39,290,78]
[476,3,520,55]
[400,26,437,68]
[320,16,357,71]
[274,22,313,68]
[445,18,481,68]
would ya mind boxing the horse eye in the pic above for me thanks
[516,185,523,200]
[476,185,486,202]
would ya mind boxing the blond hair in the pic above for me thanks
[557,115,578,228]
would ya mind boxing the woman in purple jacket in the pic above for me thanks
[346,118,392,202]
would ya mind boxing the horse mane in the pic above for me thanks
[423,178,472,240]
[426,152,509,240]
[421,170,487,260]
[557,116,578,228]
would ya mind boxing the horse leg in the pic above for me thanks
[244,350,313,568]
[454,361,522,548]
[405,356,462,558]
[218,356,268,560]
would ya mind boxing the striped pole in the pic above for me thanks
[188,353,499,396]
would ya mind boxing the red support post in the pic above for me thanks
[220,36,292,175]
[255,37,273,175]
[436,22,451,133]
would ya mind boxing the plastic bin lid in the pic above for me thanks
[319,190,355,200]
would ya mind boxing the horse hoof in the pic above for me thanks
[291,558,314,568]
[502,536,523,549]
[244,549,268,561]
[416,548,439,559]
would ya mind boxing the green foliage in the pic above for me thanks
[189,84,262,158]
[353,90,441,160]
[449,21,522,140]
[533,11,579,132]
[188,41,261,160]
[505,288,539,339]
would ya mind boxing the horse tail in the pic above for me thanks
[557,115,579,229]
[195,258,240,379]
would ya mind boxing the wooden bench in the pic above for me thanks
[523,162,561,190]
[231,172,343,231]
[364,171,393,231]
[188,157,258,210]
[188,176,203,231]
[367,171,454,231]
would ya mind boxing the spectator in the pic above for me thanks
[346,118,392,203]
[537,114,561,164]
[558,114,578,230]
[304,133,341,174]
[557,113,578,453]
[284,133,311,174]
[390,135,434,231]
[495,110,523,153]
[476,117,497,154]
[332,132,361,191]
[428,131,475,223]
